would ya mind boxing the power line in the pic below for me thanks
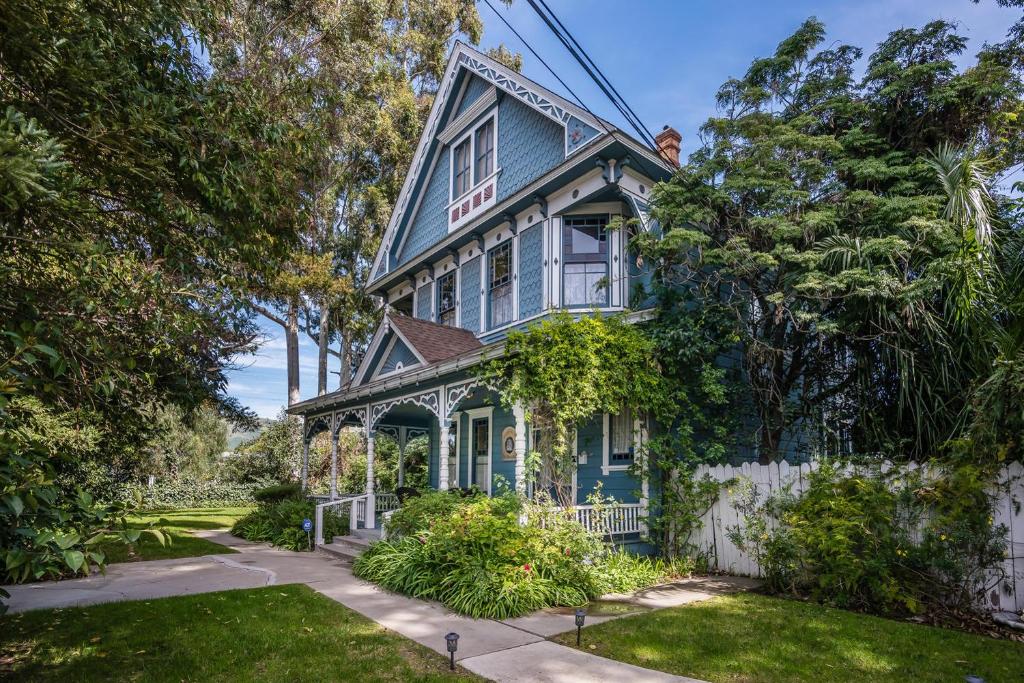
[479,0,611,135]
[524,0,659,150]
[532,0,658,148]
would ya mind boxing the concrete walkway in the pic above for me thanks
[2,530,755,682]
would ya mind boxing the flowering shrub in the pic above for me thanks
[355,493,665,618]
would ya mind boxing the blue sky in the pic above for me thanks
[225,0,1021,419]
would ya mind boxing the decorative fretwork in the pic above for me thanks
[458,53,571,125]
[370,390,441,427]
[304,414,332,441]
[445,380,479,418]
[332,407,367,434]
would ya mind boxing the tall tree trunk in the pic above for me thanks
[339,321,352,390]
[285,301,301,407]
[317,300,330,395]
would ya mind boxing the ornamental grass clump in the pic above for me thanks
[355,492,665,619]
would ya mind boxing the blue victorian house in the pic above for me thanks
[289,43,680,543]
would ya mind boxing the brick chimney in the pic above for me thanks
[654,125,681,167]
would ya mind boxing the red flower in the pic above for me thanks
[522,563,531,572]
[564,548,571,556]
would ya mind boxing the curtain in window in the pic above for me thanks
[611,409,633,461]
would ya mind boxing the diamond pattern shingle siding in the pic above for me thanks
[495,97,565,202]
[460,255,481,332]
[518,225,543,318]
[416,284,432,320]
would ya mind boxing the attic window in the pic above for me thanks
[451,116,496,202]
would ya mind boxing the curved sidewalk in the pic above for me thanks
[3,531,726,682]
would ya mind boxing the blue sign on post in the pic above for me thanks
[302,518,312,532]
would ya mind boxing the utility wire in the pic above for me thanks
[525,0,659,150]
[479,0,612,136]
[533,0,658,148]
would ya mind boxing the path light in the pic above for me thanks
[575,608,586,646]
[445,632,459,670]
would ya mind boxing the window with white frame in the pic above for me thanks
[563,215,609,307]
[437,271,457,327]
[488,242,513,328]
[474,119,494,181]
[452,138,471,198]
[451,116,495,201]
[609,408,634,465]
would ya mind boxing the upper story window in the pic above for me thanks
[453,139,471,198]
[488,242,513,329]
[563,215,609,307]
[474,119,494,181]
[437,271,457,327]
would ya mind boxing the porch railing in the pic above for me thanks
[375,493,400,513]
[566,503,645,536]
[314,494,367,547]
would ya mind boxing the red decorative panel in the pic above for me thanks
[462,200,470,214]
[483,184,493,200]
[473,192,482,208]
[451,208,460,223]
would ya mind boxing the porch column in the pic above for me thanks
[438,416,451,491]
[513,402,528,495]
[365,427,376,529]
[329,429,339,499]
[397,427,406,488]
[300,438,310,492]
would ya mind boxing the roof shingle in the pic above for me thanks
[389,314,482,365]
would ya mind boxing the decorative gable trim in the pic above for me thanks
[352,314,428,387]
[370,42,609,287]
[437,86,498,145]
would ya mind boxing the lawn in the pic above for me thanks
[554,593,1024,683]
[0,584,479,682]
[96,507,253,564]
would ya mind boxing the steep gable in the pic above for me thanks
[371,43,609,285]
[353,313,483,386]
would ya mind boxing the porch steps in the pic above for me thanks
[317,528,382,563]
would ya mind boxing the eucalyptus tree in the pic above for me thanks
[207,0,489,401]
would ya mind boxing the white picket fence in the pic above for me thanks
[689,460,1024,613]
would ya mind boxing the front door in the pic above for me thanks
[472,418,490,493]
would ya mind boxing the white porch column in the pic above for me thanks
[638,414,649,538]
[512,402,528,495]
[365,427,376,529]
[329,430,339,499]
[438,416,451,491]
[300,438,310,492]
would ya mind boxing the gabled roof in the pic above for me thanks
[368,41,616,288]
[351,312,482,386]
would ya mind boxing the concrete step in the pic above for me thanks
[351,527,382,542]
[317,533,375,562]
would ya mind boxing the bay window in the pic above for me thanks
[563,215,609,307]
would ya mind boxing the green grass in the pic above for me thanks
[0,584,479,682]
[97,507,254,564]
[554,593,1024,683]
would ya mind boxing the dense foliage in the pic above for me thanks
[355,492,667,618]
[642,17,1024,462]
[232,498,344,552]
[481,312,667,504]
[727,460,1007,615]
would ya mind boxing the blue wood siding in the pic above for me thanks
[380,338,417,375]
[518,225,543,318]
[574,414,640,504]
[416,284,432,320]
[490,408,516,493]
[455,75,491,118]
[495,97,565,202]
[459,256,481,332]
[398,152,450,265]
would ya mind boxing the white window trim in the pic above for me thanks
[448,114,499,204]
[465,406,494,494]
[601,411,640,476]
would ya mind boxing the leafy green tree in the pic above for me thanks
[646,18,1023,462]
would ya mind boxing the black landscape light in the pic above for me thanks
[575,608,586,646]
[445,632,459,670]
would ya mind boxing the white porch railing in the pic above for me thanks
[568,503,645,536]
[314,494,368,547]
[375,493,401,513]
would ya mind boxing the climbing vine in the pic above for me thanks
[479,312,668,506]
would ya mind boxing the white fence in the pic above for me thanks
[689,460,1024,613]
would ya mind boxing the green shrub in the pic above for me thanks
[384,490,472,538]
[232,499,346,551]
[253,482,302,505]
[119,477,279,509]
[355,493,665,619]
